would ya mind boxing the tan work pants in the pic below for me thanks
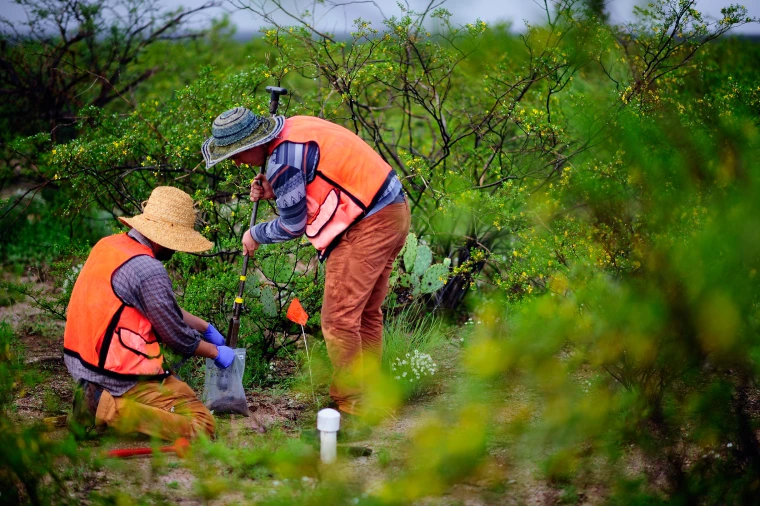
[96,375,216,441]
[322,201,411,415]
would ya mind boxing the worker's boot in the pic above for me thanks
[337,412,372,442]
[69,380,104,439]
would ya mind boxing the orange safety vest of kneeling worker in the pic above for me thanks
[64,234,168,379]
[268,116,396,259]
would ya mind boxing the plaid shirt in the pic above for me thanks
[64,229,201,396]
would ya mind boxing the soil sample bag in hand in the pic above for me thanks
[203,348,249,416]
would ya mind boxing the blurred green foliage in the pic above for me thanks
[0,322,79,504]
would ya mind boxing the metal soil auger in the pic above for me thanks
[227,86,288,348]
[202,86,288,416]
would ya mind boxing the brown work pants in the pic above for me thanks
[322,201,411,415]
[95,376,216,441]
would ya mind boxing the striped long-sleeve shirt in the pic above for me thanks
[251,141,404,245]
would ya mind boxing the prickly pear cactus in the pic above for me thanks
[413,244,432,277]
[260,285,278,317]
[403,233,418,272]
[390,232,451,300]
[389,257,401,287]
[245,284,261,297]
[398,273,416,289]
[411,276,422,297]
[421,263,449,294]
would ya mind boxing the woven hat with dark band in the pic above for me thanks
[119,186,213,253]
[202,107,285,168]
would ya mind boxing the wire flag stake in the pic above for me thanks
[287,298,315,404]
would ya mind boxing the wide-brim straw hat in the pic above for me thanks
[119,186,213,253]
[202,107,285,168]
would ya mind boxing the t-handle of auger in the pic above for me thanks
[226,86,289,348]
[266,86,288,115]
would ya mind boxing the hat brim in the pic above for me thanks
[119,216,213,253]
[202,115,285,168]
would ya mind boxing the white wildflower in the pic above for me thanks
[391,350,437,389]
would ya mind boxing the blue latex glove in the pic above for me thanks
[202,323,226,346]
[214,345,235,369]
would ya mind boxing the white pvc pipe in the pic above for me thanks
[317,408,341,464]
[320,431,337,464]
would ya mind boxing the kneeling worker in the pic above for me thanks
[63,186,235,440]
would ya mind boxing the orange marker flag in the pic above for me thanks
[286,297,308,326]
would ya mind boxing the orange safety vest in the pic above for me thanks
[268,116,395,259]
[63,234,168,380]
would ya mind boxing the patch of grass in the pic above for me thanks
[18,317,63,340]
[382,308,448,368]
[382,307,449,400]
[42,385,67,414]
[541,449,578,484]
[0,283,23,307]
[0,321,26,407]
[284,338,333,413]
[22,365,51,390]
[558,484,581,504]
[376,447,392,468]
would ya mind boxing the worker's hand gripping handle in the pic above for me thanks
[227,86,289,348]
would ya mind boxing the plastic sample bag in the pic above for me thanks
[203,347,249,416]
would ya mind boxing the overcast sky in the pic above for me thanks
[2,0,758,34]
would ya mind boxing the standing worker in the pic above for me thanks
[202,107,410,434]
[63,186,236,440]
